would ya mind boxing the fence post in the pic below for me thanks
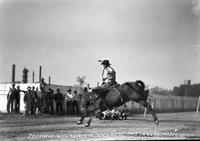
[196,96,200,120]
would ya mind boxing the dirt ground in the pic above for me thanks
[0,112,200,141]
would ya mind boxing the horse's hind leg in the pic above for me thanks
[138,100,159,125]
[85,114,93,127]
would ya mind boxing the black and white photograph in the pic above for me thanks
[0,0,200,140]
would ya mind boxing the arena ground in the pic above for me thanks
[0,111,200,140]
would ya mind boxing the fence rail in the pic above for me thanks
[126,94,199,114]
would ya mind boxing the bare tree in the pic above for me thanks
[76,76,86,87]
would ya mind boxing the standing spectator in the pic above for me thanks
[35,87,42,114]
[24,86,32,116]
[86,84,92,92]
[40,77,46,112]
[7,83,17,113]
[54,88,64,115]
[15,85,21,113]
[66,89,74,114]
[46,88,54,115]
[72,90,79,114]
[83,87,88,93]
[31,86,37,115]
[40,78,46,94]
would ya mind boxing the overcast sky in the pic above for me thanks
[0,0,200,89]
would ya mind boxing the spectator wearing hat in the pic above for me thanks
[54,88,64,115]
[40,78,46,110]
[15,85,21,113]
[7,83,17,113]
[46,88,55,115]
[24,86,32,116]
[40,78,46,93]
[35,87,42,114]
[30,86,37,114]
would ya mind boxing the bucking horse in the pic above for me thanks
[77,80,159,127]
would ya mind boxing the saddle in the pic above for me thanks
[92,83,119,97]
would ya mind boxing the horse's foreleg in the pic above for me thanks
[85,98,102,127]
[77,105,87,125]
[139,100,159,125]
[85,109,101,127]
[77,115,85,125]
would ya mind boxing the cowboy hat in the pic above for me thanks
[101,60,111,66]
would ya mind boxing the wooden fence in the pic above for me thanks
[125,94,199,114]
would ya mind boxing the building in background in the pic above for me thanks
[173,80,200,97]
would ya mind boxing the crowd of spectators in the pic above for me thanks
[7,79,81,116]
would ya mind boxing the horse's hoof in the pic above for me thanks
[85,123,90,127]
[155,120,159,126]
[76,121,83,125]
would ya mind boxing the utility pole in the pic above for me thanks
[39,66,42,82]
[32,71,35,83]
[11,64,15,83]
